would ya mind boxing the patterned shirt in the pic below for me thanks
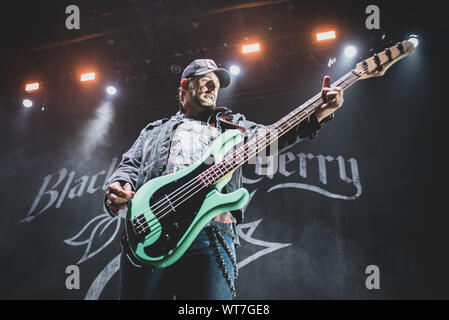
[166,117,236,237]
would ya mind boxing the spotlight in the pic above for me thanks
[229,65,240,75]
[344,46,357,58]
[408,35,419,48]
[316,31,336,41]
[81,72,96,82]
[25,82,40,92]
[242,43,260,54]
[170,64,181,74]
[23,99,33,108]
[328,57,337,68]
[106,86,117,96]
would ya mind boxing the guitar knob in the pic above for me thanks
[164,234,170,242]
[173,222,179,230]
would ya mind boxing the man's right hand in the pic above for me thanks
[106,181,135,217]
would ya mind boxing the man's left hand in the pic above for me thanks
[316,75,344,123]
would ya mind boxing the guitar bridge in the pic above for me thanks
[131,214,151,239]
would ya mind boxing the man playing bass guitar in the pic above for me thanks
[104,58,343,300]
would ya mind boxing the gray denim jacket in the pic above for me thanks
[105,107,331,241]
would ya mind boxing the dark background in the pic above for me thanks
[0,0,448,299]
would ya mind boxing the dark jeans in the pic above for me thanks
[119,228,236,300]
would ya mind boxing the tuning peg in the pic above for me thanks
[397,42,404,54]
[385,48,393,61]
[373,53,382,71]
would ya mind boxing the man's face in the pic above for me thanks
[187,72,220,108]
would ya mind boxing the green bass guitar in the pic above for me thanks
[124,40,415,267]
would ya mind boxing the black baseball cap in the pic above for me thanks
[181,59,231,88]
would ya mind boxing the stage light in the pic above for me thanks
[106,86,117,96]
[408,35,419,48]
[23,99,33,108]
[316,31,336,41]
[328,57,337,68]
[81,72,96,82]
[229,65,240,75]
[25,82,40,92]
[242,43,260,54]
[409,38,419,48]
[344,46,357,58]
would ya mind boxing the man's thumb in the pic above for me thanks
[322,75,331,88]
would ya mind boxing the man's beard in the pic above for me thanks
[189,89,214,108]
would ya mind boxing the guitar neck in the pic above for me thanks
[199,69,361,185]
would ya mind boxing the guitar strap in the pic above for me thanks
[209,106,247,135]
[218,115,247,134]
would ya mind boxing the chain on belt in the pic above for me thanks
[206,225,239,298]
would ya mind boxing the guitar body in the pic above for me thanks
[125,129,249,268]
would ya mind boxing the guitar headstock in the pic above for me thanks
[355,40,415,80]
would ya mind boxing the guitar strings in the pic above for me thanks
[133,71,360,235]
